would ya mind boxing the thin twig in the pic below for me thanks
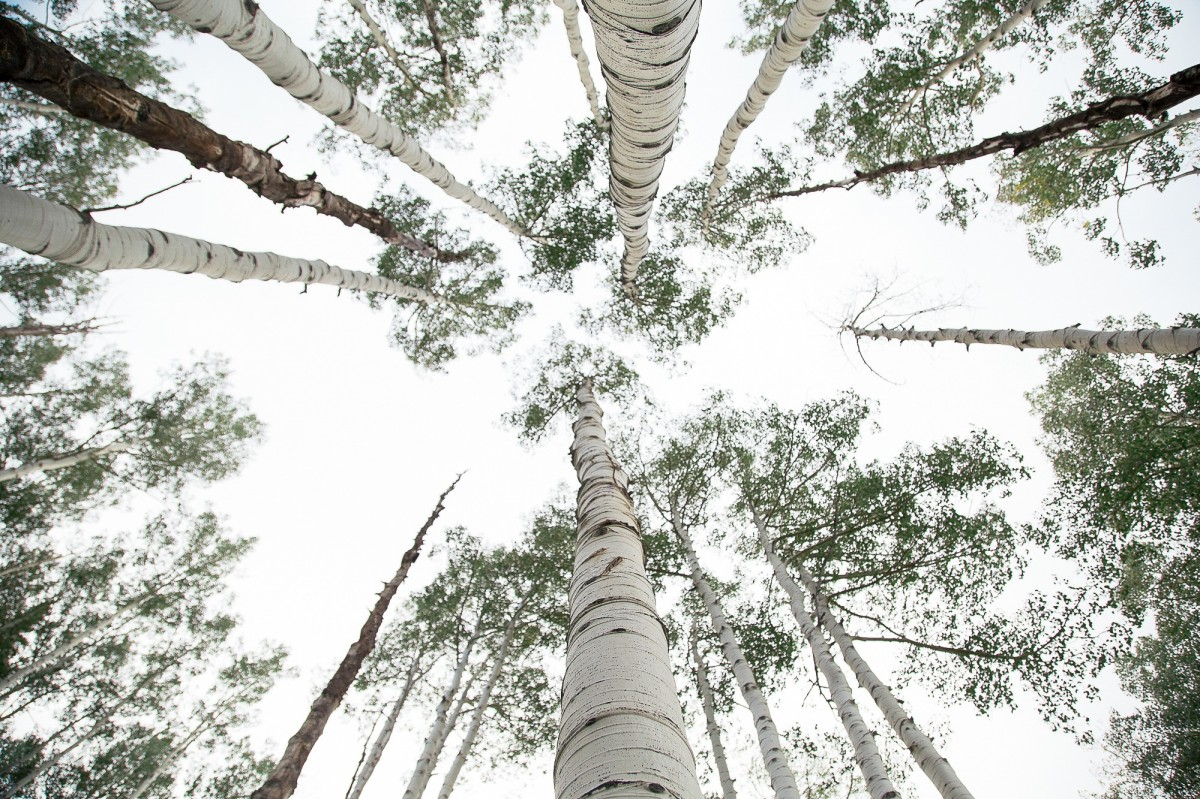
[83,177,192,215]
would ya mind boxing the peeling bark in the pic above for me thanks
[145,0,525,237]
[556,379,702,799]
[767,63,1200,200]
[251,476,459,799]
[0,18,462,262]
[688,629,737,799]
[0,184,440,302]
[551,0,607,131]
[848,323,1200,356]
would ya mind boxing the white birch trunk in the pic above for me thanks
[688,628,738,799]
[0,98,65,115]
[402,634,479,799]
[144,0,525,237]
[898,0,1050,115]
[551,0,608,131]
[703,0,835,220]
[127,711,222,799]
[672,509,800,799]
[0,439,133,484]
[435,601,527,799]
[793,566,974,799]
[0,554,61,580]
[345,0,419,90]
[556,379,702,799]
[0,184,438,301]
[1079,107,1200,153]
[582,0,701,296]
[749,506,900,799]
[345,660,423,799]
[848,323,1200,356]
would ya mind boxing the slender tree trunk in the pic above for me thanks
[556,379,703,799]
[250,477,458,799]
[688,627,738,799]
[0,553,61,579]
[551,0,607,131]
[898,0,1051,115]
[0,439,133,485]
[420,0,455,103]
[435,597,529,799]
[671,506,800,799]
[582,0,701,297]
[0,320,96,337]
[345,0,420,91]
[127,708,225,799]
[0,18,463,263]
[767,63,1200,200]
[791,564,974,799]
[703,0,834,221]
[0,185,440,302]
[403,633,481,799]
[144,0,525,237]
[748,505,899,799]
[345,657,425,799]
[847,323,1200,356]
[0,96,63,114]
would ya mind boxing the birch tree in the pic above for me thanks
[846,321,1200,356]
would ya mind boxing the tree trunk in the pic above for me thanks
[0,439,133,485]
[791,564,974,799]
[556,379,703,799]
[688,627,738,799]
[749,505,900,799]
[0,185,440,302]
[582,0,701,297]
[671,506,800,799]
[144,0,526,238]
[403,633,481,799]
[703,0,834,220]
[250,476,458,799]
[435,597,529,799]
[767,63,1200,199]
[551,0,607,131]
[847,323,1200,356]
[0,320,97,337]
[345,657,425,799]
[0,18,463,263]
[346,0,420,92]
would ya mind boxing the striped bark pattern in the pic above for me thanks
[403,634,479,799]
[849,324,1200,356]
[582,0,701,296]
[145,0,525,237]
[688,630,738,799]
[0,185,438,302]
[703,0,834,218]
[552,0,608,131]
[557,379,702,799]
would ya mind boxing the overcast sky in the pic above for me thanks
[18,0,1200,796]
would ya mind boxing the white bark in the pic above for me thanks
[898,0,1050,115]
[1079,107,1200,152]
[672,509,800,799]
[794,568,973,799]
[435,601,526,799]
[849,323,1200,356]
[0,439,133,484]
[345,0,419,90]
[0,98,66,115]
[0,184,438,302]
[583,0,701,295]
[688,629,737,799]
[0,554,61,580]
[145,0,525,237]
[749,506,899,799]
[402,633,479,799]
[703,0,835,221]
[345,660,423,799]
[556,379,702,799]
[551,0,607,131]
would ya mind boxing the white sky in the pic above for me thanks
[14,0,1200,796]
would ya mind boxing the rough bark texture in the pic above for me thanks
[556,379,702,799]
[795,566,974,799]
[703,0,834,219]
[345,659,423,799]
[0,18,463,262]
[770,63,1200,199]
[552,0,607,131]
[688,629,738,799]
[0,439,132,485]
[145,0,524,236]
[0,184,439,302]
[849,324,1200,356]
[582,0,700,296]
[750,506,900,799]
[672,509,800,799]
[250,476,459,799]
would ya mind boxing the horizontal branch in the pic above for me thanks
[847,323,1200,356]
